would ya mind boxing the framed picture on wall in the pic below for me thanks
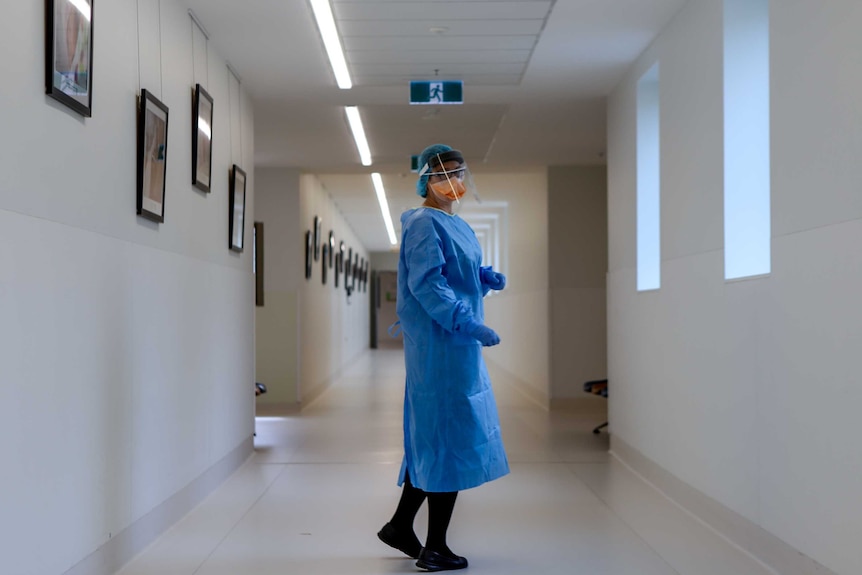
[313,216,322,261]
[328,231,335,268]
[345,247,353,289]
[229,165,246,252]
[45,0,94,117]
[321,244,328,285]
[254,222,264,306]
[338,242,345,287]
[137,89,169,223]
[305,231,313,279]
[353,253,360,289]
[355,257,361,290]
[191,84,214,192]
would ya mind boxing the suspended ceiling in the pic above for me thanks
[183,0,688,251]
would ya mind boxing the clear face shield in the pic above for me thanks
[420,150,480,210]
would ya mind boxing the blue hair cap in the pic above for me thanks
[416,143,453,197]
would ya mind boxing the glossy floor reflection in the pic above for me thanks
[116,348,772,575]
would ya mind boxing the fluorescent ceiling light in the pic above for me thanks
[309,0,352,89]
[371,173,397,246]
[345,106,372,166]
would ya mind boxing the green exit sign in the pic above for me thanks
[409,81,463,105]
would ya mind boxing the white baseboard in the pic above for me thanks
[63,437,254,575]
[610,436,836,575]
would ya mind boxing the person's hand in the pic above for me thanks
[453,304,501,346]
[481,267,506,291]
[466,321,501,347]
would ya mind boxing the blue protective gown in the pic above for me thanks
[396,207,510,493]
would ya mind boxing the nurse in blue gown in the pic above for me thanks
[377,144,509,572]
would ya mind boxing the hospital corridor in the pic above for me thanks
[4,1,862,574]
[114,348,771,575]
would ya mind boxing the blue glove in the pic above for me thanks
[464,318,501,347]
[472,324,500,346]
[480,266,506,291]
[452,302,500,346]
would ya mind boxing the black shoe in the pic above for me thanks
[416,548,468,571]
[377,522,422,559]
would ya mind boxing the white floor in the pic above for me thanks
[116,348,774,575]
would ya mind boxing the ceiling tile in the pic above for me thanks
[344,35,538,51]
[184,0,690,251]
[333,2,553,21]
[337,19,546,36]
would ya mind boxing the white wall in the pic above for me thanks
[607,1,862,574]
[253,171,370,408]
[477,172,551,407]
[254,168,301,408]
[548,167,608,403]
[369,251,399,272]
[299,175,370,405]
[0,1,255,574]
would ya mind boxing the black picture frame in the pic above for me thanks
[305,231,313,279]
[338,242,345,287]
[313,216,322,261]
[191,84,213,192]
[334,251,340,287]
[353,253,360,289]
[328,231,335,268]
[321,244,329,285]
[345,247,353,289]
[45,0,94,117]
[137,89,169,223]
[229,165,247,252]
[254,222,264,306]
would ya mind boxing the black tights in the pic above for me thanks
[390,473,458,553]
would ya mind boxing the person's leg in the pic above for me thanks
[424,491,457,554]
[390,473,427,531]
[416,491,468,571]
[378,473,425,559]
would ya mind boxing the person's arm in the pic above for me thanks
[403,217,499,345]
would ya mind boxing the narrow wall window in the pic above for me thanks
[724,0,770,279]
[637,64,661,291]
